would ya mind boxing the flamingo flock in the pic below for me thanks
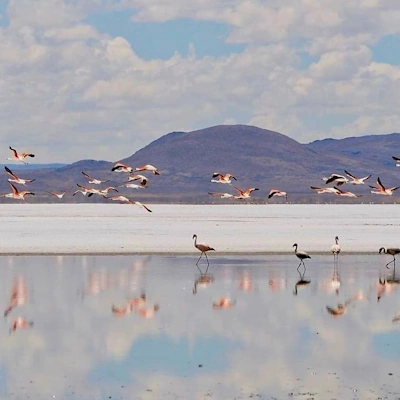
[2,144,400,206]
[1,147,158,211]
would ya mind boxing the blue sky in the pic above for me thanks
[1,1,400,162]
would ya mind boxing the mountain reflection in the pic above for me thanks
[0,254,400,399]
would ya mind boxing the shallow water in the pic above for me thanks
[1,254,400,399]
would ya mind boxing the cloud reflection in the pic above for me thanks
[0,255,399,399]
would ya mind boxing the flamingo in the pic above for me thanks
[392,156,400,167]
[106,195,152,212]
[334,186,361,198]
[293,243,311,270]
[331,236,340,261]
[81,171,110,185]
[379,247,400,269]
[211,173,236,184]
[121,183,146,190]
[324,174,348,186]
[4,166,35,185]
[111,162,134,173]
[193,234,215,270]
[208,192,234,199]
[1,183,34,201]
[344,170,371,184]
[370,177,399,195]
[135,164,160,175]
[233,187,259,199]
[47,190,68,199]
[268,189,287,201]
[126,174,148,186]
[310,186,341,195]
[7,146,35,164]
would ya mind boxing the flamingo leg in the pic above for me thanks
[196,252,204,265]
[386,257,395,269]
[204,252,210,266]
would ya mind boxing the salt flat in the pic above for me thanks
[0,203,397,254]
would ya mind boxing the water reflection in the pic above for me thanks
[1,254,400,399]
[293,269,311,296]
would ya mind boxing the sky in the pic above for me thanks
[1,0,400,163]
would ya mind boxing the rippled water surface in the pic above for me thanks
[1,254,400,399]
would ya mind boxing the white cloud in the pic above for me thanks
[0,0,399,161]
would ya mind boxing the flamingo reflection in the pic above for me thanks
[4,276,28,317]
[112,293,159,319]
[193,273,214,295]
[293,269,311,296]
[327,292,367,317]
[212,297,236,310]
[9,317,34,334]
[239,271,252,293]
[321,265,341,295]
[377,270,400,302]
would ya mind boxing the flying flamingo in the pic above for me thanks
[334,186,361,198]
[293,243,311,270]
[1,183,34,201]
[111,162,134,173]
[310,186,341,195]
[392,156,400,167]
[211,173,236,184]
[344,170,371,184]
[81,171,110,185]
[233,187,259,199]
[192,234,215,270]
[126,174,148,186]
[268,189,287,201]
[47,190,68,199]
[106,195,152,212]
[323,174,348,186]
[208,192,234,199]
[7,146,35,164]
[4,166,35,185]
[369,177,399,195]
[135,164,160,175]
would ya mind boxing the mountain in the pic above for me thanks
[0,125,399,203]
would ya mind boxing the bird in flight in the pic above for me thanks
[323,174,348,186]
[4,166,35,186]
[7,146,35,164]
[334,186,361,198]
[392,156,400,167]
[344,170,371,185]
[111,162,134,173]
[135,164,160,175]
[233,187,259,199]
[81,171,110,185]
[1,183,34,201]
[126,174,148,186]
[47,190,68,199]
[106,195,152,212]
[369,177,399,196]
[268,189,287,201]
[310,186,341,195]
[211,173,237,184]
[208,192,235,199]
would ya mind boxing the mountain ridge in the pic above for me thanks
[0,125,399,203]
